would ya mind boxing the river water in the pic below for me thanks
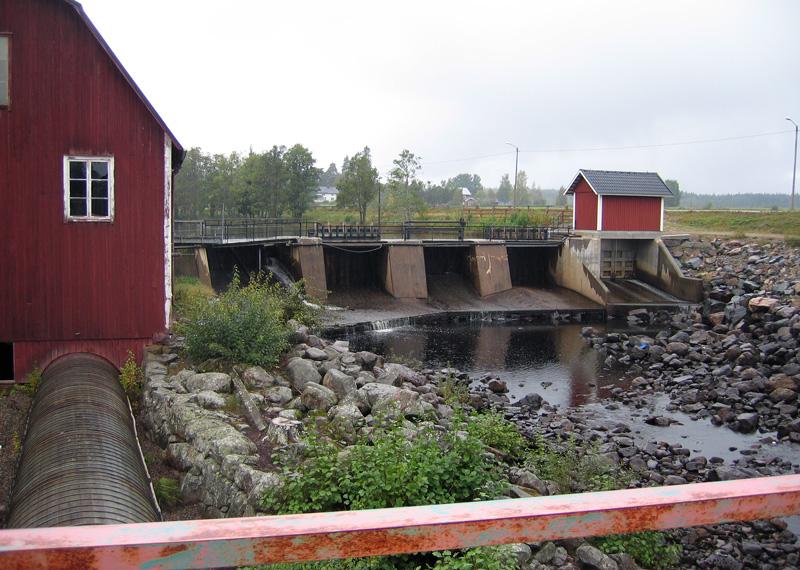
[344,319,800,469]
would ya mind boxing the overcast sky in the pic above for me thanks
[79,0,800,195]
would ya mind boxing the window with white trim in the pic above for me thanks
[0,35,9,107]
[64,156,115,221]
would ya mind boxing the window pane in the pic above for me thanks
[70,161,86,179]
[0,37,7,107]
[91,180,108,198]
[91,161,108,180]
[70,198,87,217]
[70,180,86,198]
[91,198,108,217]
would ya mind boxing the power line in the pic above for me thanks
[419,129,794,167]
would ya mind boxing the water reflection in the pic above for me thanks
[348,322,618,409]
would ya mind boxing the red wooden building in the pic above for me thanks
[0,0,184,382]
[564,169,673,232]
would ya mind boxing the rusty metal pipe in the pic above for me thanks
[1,474,800,570]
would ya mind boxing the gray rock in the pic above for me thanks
[323,369,358,400]
[305,347,328,361]
[240,366,275,389]
[264,386,293,406]
[301,383,338,411]
[193,390,227,409]
[372,389,435,419]
[327,401,365,426]
[285,357,322,391]
[359,383,402,407]
[185,372,232,393]
[577,544,619,570]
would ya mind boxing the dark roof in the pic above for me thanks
[565,169,673,197]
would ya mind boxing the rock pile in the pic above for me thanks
[137,237,800,569]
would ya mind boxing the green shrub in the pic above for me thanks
[260,411,507,570]
[153,477,181,507]
[437,372,470,406]
[177,269,321,369]
[173,275,215,316]
[466,409,528,461]
[526,434,631,494]
[591,531,682,569]
[119,350,143,401]
[21,364,42,397]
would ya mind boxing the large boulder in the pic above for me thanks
[285,357,322,391]
[301,383,338,412]
[322,369,357,400]
[185,372,232,393]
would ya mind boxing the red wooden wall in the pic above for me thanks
[572,179,598,230]
[0,0,176,379]
[601,196,662,231]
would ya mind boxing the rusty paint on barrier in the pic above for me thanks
[1,475,800,570]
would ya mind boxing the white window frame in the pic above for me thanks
[0,35,9,108]
[63,156,115,222]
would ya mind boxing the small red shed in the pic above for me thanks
[564,170,673,232]
[0,0,184,381]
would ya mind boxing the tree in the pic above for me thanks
[284,144,322,218]
[386,149,425,220]
[175,147,211,218]
[664,179,681,208]
[555,186,568,206]
[236,146,288,217]
[319,163,340,187]
[497,174,513,205]
[336,147,379,224]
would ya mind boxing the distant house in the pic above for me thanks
[316,186,339,203]
[564,169,673,232]
[0,0,184,381]
[460,187,475,206]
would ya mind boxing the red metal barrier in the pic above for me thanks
[2,475,800,570]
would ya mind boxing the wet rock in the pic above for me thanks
[577,544,619,570]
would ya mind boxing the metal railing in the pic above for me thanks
[2,475,799,570]
[174,218,571,245]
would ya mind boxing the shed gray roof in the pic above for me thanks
[565,169,673,197]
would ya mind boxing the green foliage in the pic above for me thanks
[336,147,380,224]
[261,412,507,569]
[429,546,516,569]
[437,373,470,406]
[386,149,425,220]
[526,434,631,494]
[591,531,682,569]
[177,268,322,369]
[153,477,181,507]
[173,276,215,317]
[20,364,42,397]
[467,409,528,461]
[119,351,144,401]
[665,210,800,237]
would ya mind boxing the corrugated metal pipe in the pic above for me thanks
[6,353,160,527]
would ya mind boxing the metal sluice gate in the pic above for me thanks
[6,353,159,528]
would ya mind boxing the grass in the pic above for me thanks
[665,210,800,237]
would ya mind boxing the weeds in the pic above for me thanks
[591,531,682,569]
[119,350,143,401]
[153,477,181,507]
[20,364,42,397]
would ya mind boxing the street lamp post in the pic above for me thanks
[505,142,519,208]
[787,118,798,212]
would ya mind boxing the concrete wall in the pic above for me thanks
[549,238,608,306]
[468,245,512,297]
[289,242,328,300]
[380,244,428,299]
[635,239,704,303]
[174,248,212,291]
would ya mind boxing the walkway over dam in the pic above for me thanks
[174,218,704,314]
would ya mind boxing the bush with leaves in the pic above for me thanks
[591,531,682,569]
[177,269,322,369]
[259,410,508,569]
